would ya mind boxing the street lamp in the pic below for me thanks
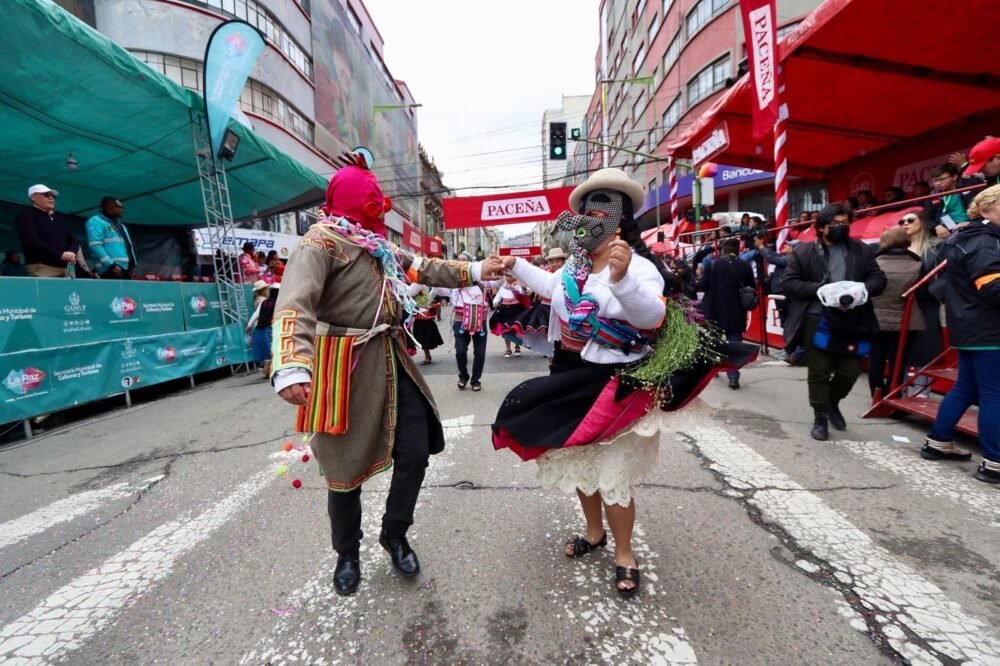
[372,103,423,115]
[600,76,660,246]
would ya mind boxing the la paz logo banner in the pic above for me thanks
[740,0,779,140]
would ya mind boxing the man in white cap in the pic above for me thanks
[14,184,85,278]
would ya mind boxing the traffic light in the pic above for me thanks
[570,128,581,140]
[549,122,567,160]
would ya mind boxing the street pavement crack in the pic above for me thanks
[0,432,291,478]
[676,430,959,666]
[0,463,172,580]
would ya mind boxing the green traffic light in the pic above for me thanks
[554,147,564,156]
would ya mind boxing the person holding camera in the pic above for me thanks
[781,203,887,440]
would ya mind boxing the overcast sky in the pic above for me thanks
[362,1,600,230]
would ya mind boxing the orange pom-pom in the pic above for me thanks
[283,442,293,452]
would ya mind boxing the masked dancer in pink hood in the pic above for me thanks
[271,154,504,596]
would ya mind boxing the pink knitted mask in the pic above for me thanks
[321,166,391,237]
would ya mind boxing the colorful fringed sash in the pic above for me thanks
[560,248,653,355]
[296,335,354,435]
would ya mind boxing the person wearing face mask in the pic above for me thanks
[781,203,887,441]
[271,154,505,596]
[490,169,756,598]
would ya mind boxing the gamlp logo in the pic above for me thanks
[110,296,138,319]
[4,368,45,396]
[156,346,177,363]
[189,295,208,314]
[64,292,87,315]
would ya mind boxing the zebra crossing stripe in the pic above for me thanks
[689,425,1000,665]
[0,476,163,551]
[837,439,1000,525]
[0,470,273,663]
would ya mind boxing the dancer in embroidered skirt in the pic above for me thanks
[488,274,527,357]
[504,247,566,356]
[491,169,756,597]
[408,285,444,365]
[271,154,505,596]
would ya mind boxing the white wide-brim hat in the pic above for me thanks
[546,247,567,260]
[568,168,645,214]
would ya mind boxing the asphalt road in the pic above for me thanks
[1,318,998,665]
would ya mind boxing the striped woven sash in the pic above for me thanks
[296,335,354,435]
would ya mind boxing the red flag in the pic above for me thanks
[740,0,779,140]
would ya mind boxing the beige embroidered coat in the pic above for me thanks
[272,223,475,491]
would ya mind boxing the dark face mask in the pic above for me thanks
[826,225,851,244]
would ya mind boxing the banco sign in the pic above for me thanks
[481,196,551,222]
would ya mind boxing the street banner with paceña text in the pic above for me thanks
[740,0,779,140]
[203,20,265,158]
[443,186,574,229]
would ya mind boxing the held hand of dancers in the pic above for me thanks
[480,255,506,280]
[495,255,517,271]
[607,239,633,284]
[278,382,312,406]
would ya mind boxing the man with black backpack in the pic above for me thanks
[698,237,756,389]
[781,203,887,440]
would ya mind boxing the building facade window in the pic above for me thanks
[686,0,730,38]
[777,20,803,41]
[632,42,647,75]
[661,94,682,132]
[632,90,647,124]
[663,0,675,15]
[648,12,660,43]
[687,55,730,107]
[345,3,362,34]
[662,31,681,76]
[132,50,315,144]
[182,0,313,80]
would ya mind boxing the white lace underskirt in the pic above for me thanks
[534,409,674,507]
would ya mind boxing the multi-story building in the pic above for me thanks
[583,0,824,223]
[419,145,447,254]
[56,0,435,248]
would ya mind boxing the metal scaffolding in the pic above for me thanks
[190,111,248,327]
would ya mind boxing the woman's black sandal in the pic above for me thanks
[457,379,468,390]
[615,565,641,598]
[564,532,607,558]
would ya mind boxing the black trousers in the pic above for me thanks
[327,367,433,555]
[453,325,487,383]
[803,317,864,412]
[868,330,905,397]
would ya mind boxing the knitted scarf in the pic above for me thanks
[317,212,422,318]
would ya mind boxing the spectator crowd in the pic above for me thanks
[3,182,289,282]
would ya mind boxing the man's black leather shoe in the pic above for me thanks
[379,532,420,577]
[811,412,829,441]
[828,405,847,431]
[334,552,361,596]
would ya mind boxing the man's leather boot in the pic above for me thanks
[811,411,829,441]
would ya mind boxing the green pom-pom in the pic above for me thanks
[276,465,288,477]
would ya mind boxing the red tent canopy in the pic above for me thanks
[667,0,1000,178]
